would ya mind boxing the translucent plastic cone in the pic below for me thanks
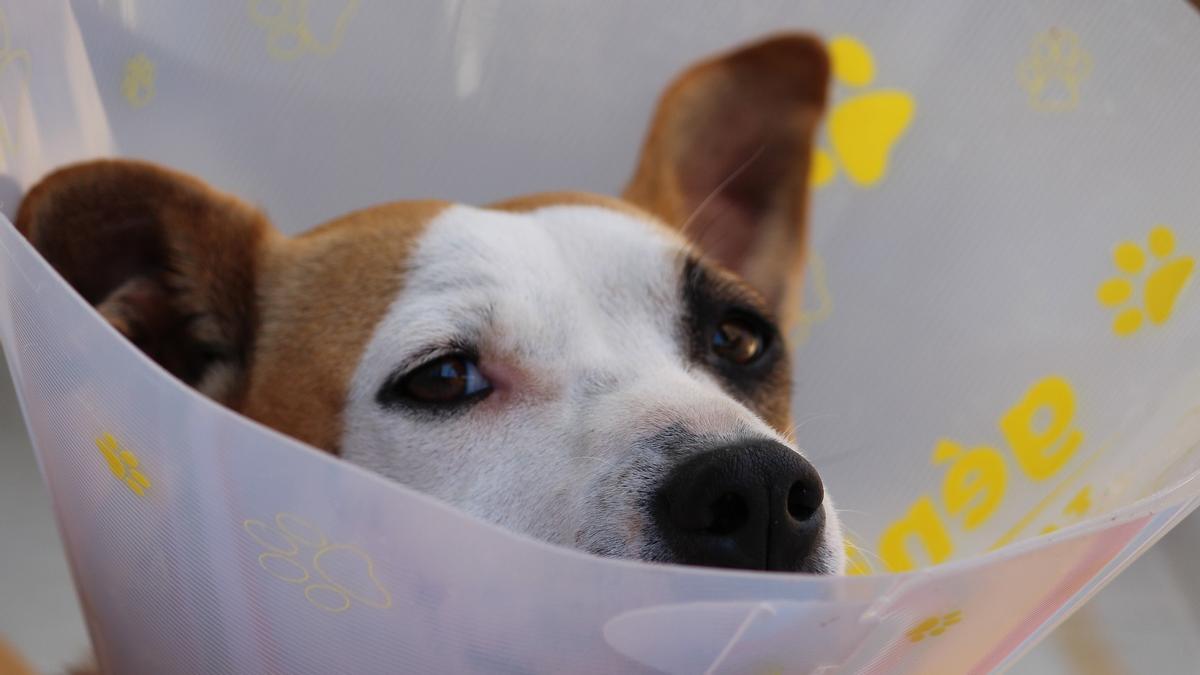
[3,2,1200,672]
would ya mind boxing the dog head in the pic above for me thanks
[17,35,842,573]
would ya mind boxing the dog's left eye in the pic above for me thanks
[711,314,770,366]
[381,354,492,407]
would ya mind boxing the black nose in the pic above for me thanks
[654,441,826,572]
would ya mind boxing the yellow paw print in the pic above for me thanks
[95,433,151,496]
[1039,486,1094,535]
[1062,485,1092,518]
[0,8,30,168]
[810,35,916,189]
[248,0,359,62]
[1018,28,1092,112]
[791,253,833,346]
[1097,226,1195,336]
[121,54,155,108]
[243,513,392,613]
[906,610,963,643]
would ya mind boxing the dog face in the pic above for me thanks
[17,35,843,573]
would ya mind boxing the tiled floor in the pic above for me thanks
[1,346,1198,674]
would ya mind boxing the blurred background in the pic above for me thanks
[3,344,1199,672]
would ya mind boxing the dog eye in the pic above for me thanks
[711,314,769,365]
[395,355,491,404]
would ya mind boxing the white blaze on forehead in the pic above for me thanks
[340,202,779,486]
[342,204,699,484]
[338,202,840,568]
[344,202,793,459]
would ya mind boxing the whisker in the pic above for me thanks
[578,455,621,471]
[779,412,838,446]
[686,196,745,273]
[840,523,864,540]
[792,412,837,432]
[679,144,766,238]
[839,524,887,567]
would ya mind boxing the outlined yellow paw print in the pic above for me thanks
[248,0,359,62]
[243,513,392,613]
[95,433,151,496]
[1018,28,1093,112]
[810,35,916,189]
[0,8,31,168]
[1097,226,1194,336]
[121,54,155,108]
[790,253,833,346]
[906,610,962,643]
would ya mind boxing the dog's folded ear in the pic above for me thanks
[623,34,830,315]
[16,159,276,401]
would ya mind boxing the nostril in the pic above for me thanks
[656,442,827,572]
[706,492,748,535]
[787,479,822,521]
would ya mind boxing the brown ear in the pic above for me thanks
[16,159,276,401]
[623,34,830,315]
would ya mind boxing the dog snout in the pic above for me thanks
[653,441,826,572]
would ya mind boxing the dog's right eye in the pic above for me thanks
[710,312,772,366]
[377,354,492,409]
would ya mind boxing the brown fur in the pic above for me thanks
[240,201,446,452]
[16,160,275,396]
[490,190,662,224]
[623,34,830,315]
[15,159,447,455]
[0,637,35,675]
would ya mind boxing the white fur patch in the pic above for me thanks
[341,203,842,572]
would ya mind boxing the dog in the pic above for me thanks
[15,34,844,576]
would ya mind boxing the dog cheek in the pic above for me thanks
[571,470,646,558]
